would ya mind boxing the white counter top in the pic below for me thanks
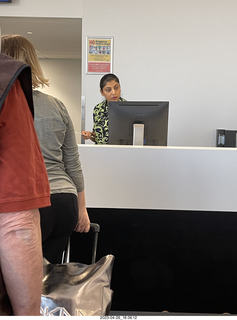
[78,144,237,212]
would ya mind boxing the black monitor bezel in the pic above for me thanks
[108,100,169,146]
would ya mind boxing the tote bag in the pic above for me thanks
[41,254,115,316]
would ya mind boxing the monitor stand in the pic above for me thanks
[133,124,144,146]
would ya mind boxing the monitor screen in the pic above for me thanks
[108,101,169,146]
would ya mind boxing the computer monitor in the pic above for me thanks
[108,101,169,146]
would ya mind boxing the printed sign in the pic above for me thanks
[86,37,113,74]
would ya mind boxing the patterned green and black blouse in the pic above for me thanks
[92,97,126,144]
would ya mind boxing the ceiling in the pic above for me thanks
[0,17,82,59]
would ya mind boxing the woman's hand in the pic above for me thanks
[74,191,90,233]
[81,130,91,140]
[81,131,95,142]
[74,207,90,233]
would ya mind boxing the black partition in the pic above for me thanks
[70,208,237,314]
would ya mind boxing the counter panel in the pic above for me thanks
[78,145,237,212]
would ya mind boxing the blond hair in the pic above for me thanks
[1,34,49,89]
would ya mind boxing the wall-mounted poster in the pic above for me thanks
[86,36,113,74]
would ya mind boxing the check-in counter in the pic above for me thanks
[78,144,237,212]
[73,144,237,314]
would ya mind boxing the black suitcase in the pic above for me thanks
[62,222,100,264]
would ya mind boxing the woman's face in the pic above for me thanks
[100,80,121,102]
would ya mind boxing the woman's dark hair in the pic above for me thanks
[100,73,120,91]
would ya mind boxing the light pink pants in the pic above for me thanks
[0,209,43,315]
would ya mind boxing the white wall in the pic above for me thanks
[2,0,237,147]
[0,0,83,18]
[82,0,237,147]
[39,59,82,143]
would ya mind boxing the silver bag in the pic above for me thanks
[40,254,115,316]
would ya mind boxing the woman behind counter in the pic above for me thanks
[82,73,125,144]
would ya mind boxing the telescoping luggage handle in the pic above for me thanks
[62,222,100,264]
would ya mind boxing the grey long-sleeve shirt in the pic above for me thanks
[33,90,84,196]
